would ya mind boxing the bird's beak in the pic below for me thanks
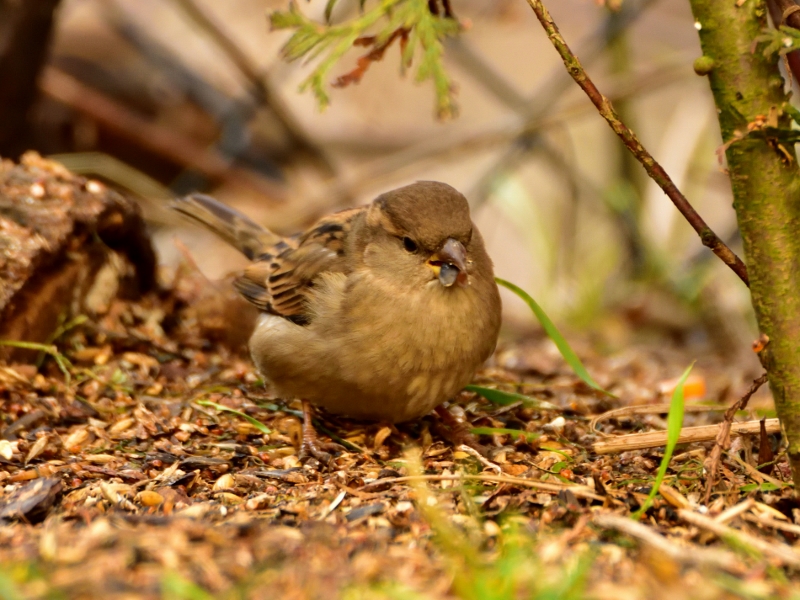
[427,238,468,287]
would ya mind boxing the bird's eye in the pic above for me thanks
[402,237,418,253]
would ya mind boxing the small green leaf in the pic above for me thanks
[196,400,271,435]
[269,3,305,29]
[268,0,457,117]
[632,362,693,519]
[465,384,558,410]
[161,572,215,600]
[470,427,540,442]
[495,278,613,397]
[740,482,782,493]
[783,102,800,128]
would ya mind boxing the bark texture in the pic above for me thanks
[689,0,800,488]
[0,153,156,361]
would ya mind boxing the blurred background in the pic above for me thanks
[0,0,758,367]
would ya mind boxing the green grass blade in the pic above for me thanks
[196,400,271,435]
[495,278,613,397]
[0,340,73,386]
[161,572,215,600]
[0,568,25,600]
[465,384,558,410]
[632,362,693,519]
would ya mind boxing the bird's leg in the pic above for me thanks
[434,404,489,456]
[299,400,344,464]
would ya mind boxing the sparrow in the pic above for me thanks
[172,181,502,461]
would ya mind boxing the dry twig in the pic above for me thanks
[678,508,800,567]
[713,498,755,524]
[744,512,800,536]
[592,418,781,454]
[360,473,602,501]
[39,68,284,202]
[590,403,726,437]
[593,513,743,572]
[704,374,769,503]
[167,0,341,183]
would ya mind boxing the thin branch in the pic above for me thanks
[40,68,285,203]
[168,0,266,95]
[766,0,800,85]
[295,0,666,217]
[524,0,750,287]
[704,373,769,504]
[166,0,343,183]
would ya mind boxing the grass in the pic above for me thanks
[631,362,693,519]
[366,450,599,600]
[195,399,272,435]
[465,385,558,411]
[0,340,73,385]
[495,278,613,397]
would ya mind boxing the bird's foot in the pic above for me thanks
[299,400,345,465]
[434,404,489,457]
[300,438,345,465]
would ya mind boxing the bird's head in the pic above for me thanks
[361,181,483,290]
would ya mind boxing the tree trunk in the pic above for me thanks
[0,0,63,157]
[689,0,800,489]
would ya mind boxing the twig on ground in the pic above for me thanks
[744,512,800,536]
[593,513,743,572]
[168,0,265,94]
[704,373,769,504]
[524,0,750,287]
[592,418,781,454]
[678,508,800,567]
[713,498,755,524]
[360,473,602,501]
[590,403,726,437]
[727,451,786,489]
[457,444,501,474]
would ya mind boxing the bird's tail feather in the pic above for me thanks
[170,193,280,260]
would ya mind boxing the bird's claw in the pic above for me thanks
[300,439,345,465]
[434,404,490,457]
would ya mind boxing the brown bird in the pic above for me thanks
[172,181,502,461]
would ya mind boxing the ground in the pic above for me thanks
[1,267,799,600]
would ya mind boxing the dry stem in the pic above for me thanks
[593,513,742,572]
[360,473,602,500]
[704,374,769,503]
[678,508,800,567]
[592,418,781,454]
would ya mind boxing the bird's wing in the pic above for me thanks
[234,207,364,323]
